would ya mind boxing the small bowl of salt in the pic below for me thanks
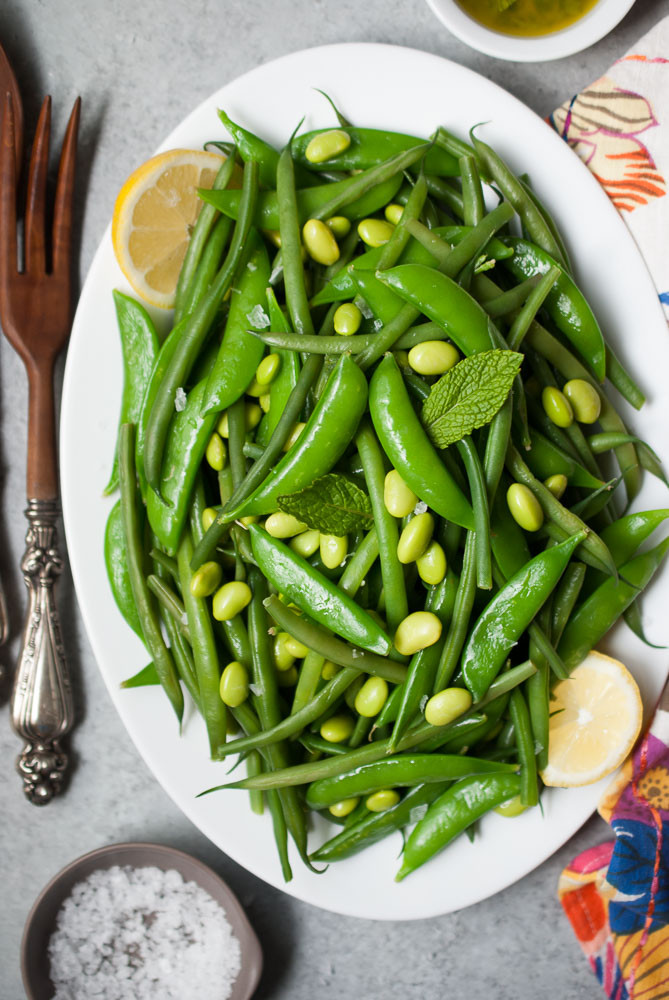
[21,841,263,1000]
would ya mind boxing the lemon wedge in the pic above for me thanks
[111,148,226,309]
[540,650,643,788]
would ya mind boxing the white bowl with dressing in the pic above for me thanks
[424,0,637,61]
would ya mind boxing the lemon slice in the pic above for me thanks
[540,650,643,788]
[111,148,226,309]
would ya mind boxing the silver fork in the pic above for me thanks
[0,93,80,804]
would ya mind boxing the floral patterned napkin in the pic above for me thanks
[549,15,669,320]
[549,18,669,997]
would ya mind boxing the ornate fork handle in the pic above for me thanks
[10,498,73,804]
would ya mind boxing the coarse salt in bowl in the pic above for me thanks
[21,842,263,1000]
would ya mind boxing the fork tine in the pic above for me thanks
[24,95,51,274]
[0,92,18,280]
[51,97,80,280]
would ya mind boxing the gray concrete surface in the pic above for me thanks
[1,1,667,997]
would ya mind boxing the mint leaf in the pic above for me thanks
[421,349,522,449]
[497,0,518,11]
[277,474,373,535]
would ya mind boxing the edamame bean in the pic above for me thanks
[246,401,262,431]
[366,789,401,812]
[408,340,459,376]
[290,528,321,557]
[245,377,264,397]
[321,660,339,680]
[321,533,348,569]
[190,561,223,598]
[285,635,309,658]
[385,203,404,225]
[358,218,394,248]
[416,540,447,585]
[212,580,252,621]
[305,129,351,163]
[334,302,362,336]
[321,713,355,743]
[219,661,249,707]
[397,512,434,564]
[544,473,568,500]
[424,687,472,727]
[383,470,418,518]
[277,665,299,687]
[495,795,528,817]
[218,403,262,437]
[507,483,544,532]
[394,611,442,656]
[265,512,308,538]
[217,412,229,437]
[563,378,602,424]
[542,386,574,428]
[329,797,359,818]
[274,632,297,671]
[283,422,306,451]
[259,393,271,413]
[354,676,389,718]
[205,432,227,471]
[303,219,340,266]
[256,353,280,386]
[326,216,351,238]
[202,507,218,532]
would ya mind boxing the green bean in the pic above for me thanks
[178,531,227,755]
[231,683,294,881]
[314,143,431,221]
[506,444,616,577]
[460,155,484,226]
[480,276,542,319]
[290,530,379,717]
[203,663,536,786]
[526,321,641,504]
[457,437,492,590]
[263,595,406,683]
[433,533,477,692]
[311,781,451,862]
[518,173,572,274]
[356,422,408,632]
[507,265,561,351]
[247,568,316,870]
[191,352,323,568]
[118,424,184,723]
[550,563,586,646]
[377,171,428,270]
[390,570,458,751]
[277,144,315,337]
[471,134,567,267]
[146,574,189,637]
[425,175,465,219]
[483,396,512,505]
[174,153,238,321]
[177,215,233,323]
[143,159,259,496]
[605,344,645,410]
[149,547,179,583]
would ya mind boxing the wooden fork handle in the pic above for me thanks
[10,498,73,804]
[27,358,58,500]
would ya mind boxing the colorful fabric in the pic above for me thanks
[550,19,669,998]
[549,16,669,322]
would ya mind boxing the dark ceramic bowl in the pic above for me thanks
[21,842,263,1000]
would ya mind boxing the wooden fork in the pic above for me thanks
[0,92,81,805]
